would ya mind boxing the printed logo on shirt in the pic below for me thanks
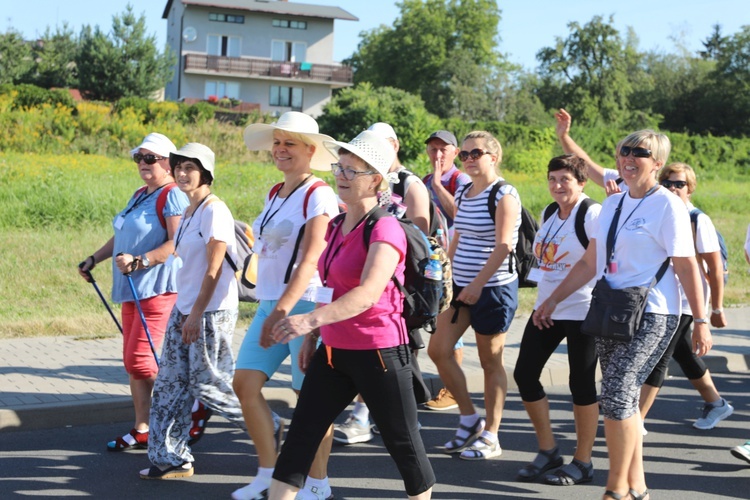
[625,218,646,231]
[260,219,294,254]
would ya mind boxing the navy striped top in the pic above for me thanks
[453,179,521,287]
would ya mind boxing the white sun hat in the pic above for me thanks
[169,143,216,180]
[243,111,336,171]
[130,132,177,158]
[324,130,396,180]
[367,122,398,141]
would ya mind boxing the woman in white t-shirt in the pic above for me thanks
[514,155,601,486]
[428,130,521,461]
[534,130,712,500]
[232,112,340,500]
[139,143,245,480]
[639,162,731,431]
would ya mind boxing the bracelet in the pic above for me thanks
[88,255,96,270]
[693,317,709,324]
[130,257,140,273]
[711,308,723,315]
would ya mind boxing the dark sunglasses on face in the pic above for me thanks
[660,180,688,189]
[457,148,491,162]
[133,153,166,165]
[619,146,652,158]
[331,163,377,181]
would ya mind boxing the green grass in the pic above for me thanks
[1,152,748,339]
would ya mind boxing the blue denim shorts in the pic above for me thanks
[451,280,518,335]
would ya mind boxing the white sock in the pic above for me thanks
[708,398,724,407]
[192,399,200,412]
[304,475,329,489]
[456,414,480,439]
[232,467,273,500]
[351,402,370,425]
[121,429,147,446]
[479,430,497,443]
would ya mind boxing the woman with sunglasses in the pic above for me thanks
[233,112,340,500]
[428,131,521,460]
[77,133,188,451]
[267,130,435,500]
[534,131,712,500]
[638,163,731,431]
[514,154,601,486]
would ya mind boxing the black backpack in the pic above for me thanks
[459,180,540,288]
[542,197,599,249]
[392,169,451,249]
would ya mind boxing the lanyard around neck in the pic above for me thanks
[605,184,660,270]
[538,209,568,264]
[321,206,379,285]
[124,183,169,216]
[259,174,313,236]
[174,193,212,251]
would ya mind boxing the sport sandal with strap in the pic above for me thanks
[517,447,562,481]
[629,488,650,500]
[459,435,502,460]
[443,417,485,454]
[107,428,148,451]
[544,458,593,486]
[139,461,194,480]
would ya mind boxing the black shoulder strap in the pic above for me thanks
[543,202,559,223]
[486,180,503,223]
[362,207,389,247]
[392,170,410,199]
[574,198,597,249]
[456,182,471,208]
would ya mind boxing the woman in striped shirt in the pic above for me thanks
[428,130,522,460]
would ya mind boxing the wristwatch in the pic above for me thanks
[141,255,151,269]
[693,317,708,324]
[711,308,723,315]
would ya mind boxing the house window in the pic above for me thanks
[270,86,303,111]
[272,19,307,30]
[209,12,245,23]
[271,40,306,62]
[207,35,240,57]
[205,81,240,99]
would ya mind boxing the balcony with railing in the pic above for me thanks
[184,54,353,86]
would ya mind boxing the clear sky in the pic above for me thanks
[3,0,746,70]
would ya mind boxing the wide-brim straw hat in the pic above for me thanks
[323,130,396,180]
[243,111,336,171]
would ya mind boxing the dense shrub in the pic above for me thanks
[113,96,150,122]
[0,83,74,110]
[178,101,216,125]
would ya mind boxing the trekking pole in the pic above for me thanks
[80,267,123,335]
[119,254,160,367]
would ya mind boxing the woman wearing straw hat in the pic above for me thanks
[77,132,189,451]
[139,143,246,479]
[233,112,340,500]
[267,130,435,500]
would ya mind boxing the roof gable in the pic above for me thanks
[163,0,358,21]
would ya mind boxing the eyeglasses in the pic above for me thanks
[619,146,652,158]
[331,163,377,181]
[660,180,688,189]
[133,153,166,165]
[457,149,491,162]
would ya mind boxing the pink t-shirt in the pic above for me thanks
[318,215,407,350]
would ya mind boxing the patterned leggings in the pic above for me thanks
[148,307,244,467]
[597,313,679,421]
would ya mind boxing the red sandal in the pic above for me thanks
[107,428,148,451]
[188,401,212,446]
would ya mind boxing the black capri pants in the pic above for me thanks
[273,343,435,496]
[645,314,707,387]
[513,315,598,406]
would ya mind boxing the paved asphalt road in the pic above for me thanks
[1,372,748,499]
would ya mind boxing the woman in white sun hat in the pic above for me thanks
[266,130,435,500]
[139,143,246,480]
[232,112,340,500]
[77,132,189,452]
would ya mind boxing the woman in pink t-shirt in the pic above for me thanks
[267,130,435,500]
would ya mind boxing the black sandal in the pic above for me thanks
[604,491,624,500]
[629,488,650,500]
[544,459,593,486]
[139,461,193,480]
[517,447,563,482]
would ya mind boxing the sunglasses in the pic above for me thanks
[458,149,491,162]
[660,180,688,189]
[133,153,166,165]
[331,163,377,181]
[619,146,652,158]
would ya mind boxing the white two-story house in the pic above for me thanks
[162,0,357,116]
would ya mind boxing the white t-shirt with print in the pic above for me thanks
[252,179,339,301]
[533,195,601,320]
[593,187,694,315]
[175,198,238,315]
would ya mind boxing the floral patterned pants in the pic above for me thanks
[148,307,244,467]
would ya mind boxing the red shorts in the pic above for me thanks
[121,293,176,379]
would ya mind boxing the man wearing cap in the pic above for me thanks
[421,130,471,412]
[367,122,431,235]
[423,130,471,234]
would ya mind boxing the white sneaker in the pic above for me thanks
[332,416,373,444]
[295,482,333,500]
[694,399,734,430]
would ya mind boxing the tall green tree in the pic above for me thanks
[0,29,33,85]
[29,24,80,88]
[699,24,727,60]
[77,5,174,101]
[535,15,643,127]
[346,0,503,118]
